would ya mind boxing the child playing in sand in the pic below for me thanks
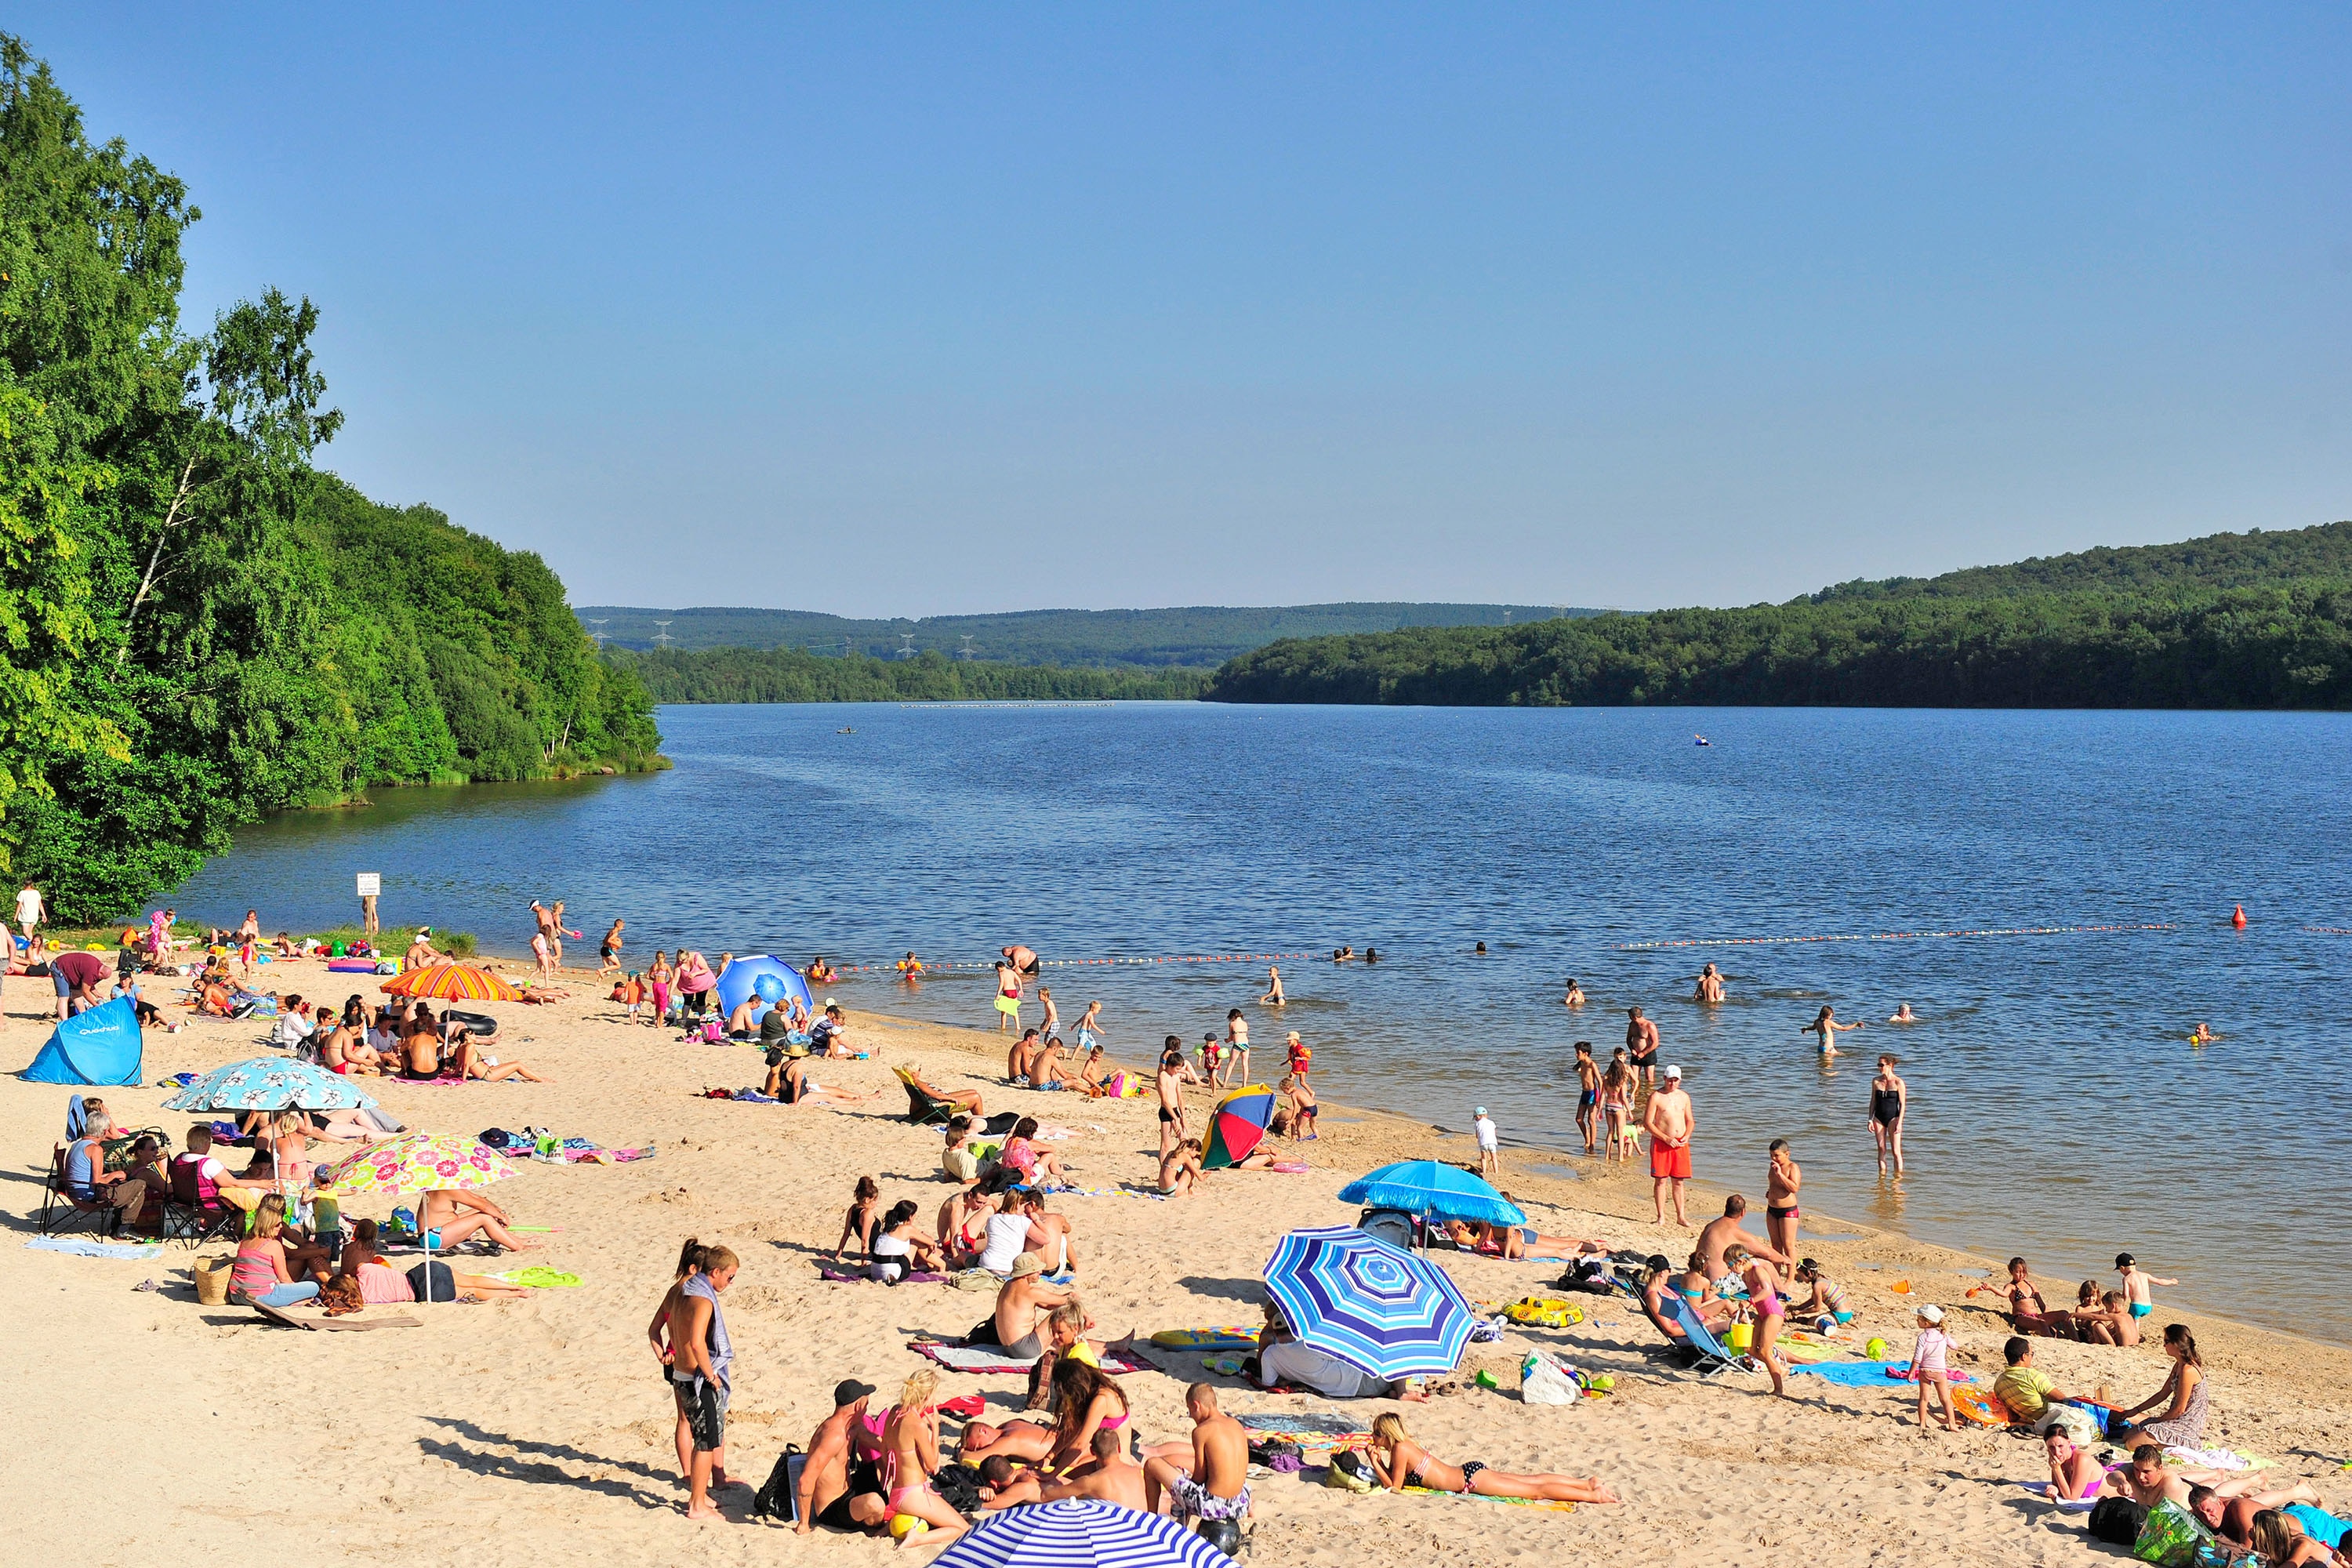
[2115,1253,2176,1321]
[1911,1305,1957,1432]
[1791,1259,1852,1330]
[1279,1073,1317,1140]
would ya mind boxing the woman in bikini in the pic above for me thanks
[833,1176,882,1261]
[1366,1412,1619,1504]
[880,1369,967,1541]
[1980,1257,2080,1338]
[1044,1359,1128,1472]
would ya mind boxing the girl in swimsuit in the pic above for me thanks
[833,1177,881,1261]
[1044,1359,1129,1472]
[1869,1055,1907,1175]
[880,1369,967,1541]
[869,1200,942,1283]
[1726,1245,1793,1397]
[1366,1413,1619,1503]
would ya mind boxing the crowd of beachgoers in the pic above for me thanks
[15,884,2347,1566]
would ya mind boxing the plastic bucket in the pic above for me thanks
[193,1254,234,1306]
[1725,1322,1753,1353]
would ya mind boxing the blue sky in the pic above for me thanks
[16,5,2350,615]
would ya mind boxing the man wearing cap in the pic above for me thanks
[810,1004,851,1058]
[795,1380,888,1534]
[1643,1065,1696,1226]
[968,1254,1074,1359]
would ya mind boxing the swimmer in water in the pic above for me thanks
[2187,1022,2219,1045]
[1802,1004,1864,1057]
[1889,1004,1917,1023]
[1693,964,1724,1005]
[1562,978,1586,1008]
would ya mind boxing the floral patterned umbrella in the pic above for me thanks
[162,1057,379,1112]
[314,1132,517,1198]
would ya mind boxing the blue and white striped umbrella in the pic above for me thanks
[931,1499,1232,1566]
[162,1057,378,1112]
[1262,1224,1473,1380]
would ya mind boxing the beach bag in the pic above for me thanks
[751,1444,802,1522]
[2089,1497,2149,1547]
[1323,1450,1377,1493]
[2133,1498,2216,1567]
[193,1254,235,1306]
[1521,1350,1582,1406]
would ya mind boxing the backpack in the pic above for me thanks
[2089,1496,2149,1547]
[750,1444,801,1522]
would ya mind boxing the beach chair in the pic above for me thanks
[1663,1294,1755,1381]
[39,1145,122,1238]
[158,1156,244,1248]
[893,1067,959,1127]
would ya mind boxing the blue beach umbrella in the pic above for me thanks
[162,1057,379,1112]
[1262,1224,1475,1381]
[1337,1160,1526,1228]
[931,1498,1235,1566]
[711,956,812,1022]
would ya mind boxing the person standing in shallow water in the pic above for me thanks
[1626,1006,1659,1087]
[1869,1055,1907,1176]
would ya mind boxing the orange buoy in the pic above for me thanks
[2232,904,2248,929]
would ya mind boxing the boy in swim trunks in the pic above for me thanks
[2115,1253,2176,1319]
[1156,1040,1189,1159]
[1573,1042,1600,1153]
[1143,1383,1250,1524]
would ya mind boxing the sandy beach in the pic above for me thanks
[6,954,2347,1566]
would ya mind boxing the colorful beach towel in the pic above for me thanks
[815,1262,948,1285]
[1152,1327,1261,1350]
[488,1267,584,1288]
[912,1341,1152,1376]
[1403,1486,1573,1514]
[1788,1359,1914,1386]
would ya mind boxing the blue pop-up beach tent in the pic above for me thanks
[712,956,814,1023]
[20,996,143,1085]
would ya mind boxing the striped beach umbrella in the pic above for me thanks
[1262,1224,1474,1380]
[1337,1160,1526,1227]
[1200,1085,1276,1170]
[931,1498,1234,1566]
[379,964,526,1001]
[162,1057,378,1112]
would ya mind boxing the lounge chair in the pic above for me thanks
[158,1157,245,1248]
[39,1145,122,1238]
[893,1066,959,1127]
[1662,1294,1756,1381]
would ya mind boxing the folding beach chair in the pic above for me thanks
[39,1145,122,1238]
[158,1156,245,1248]
[892,1066,958,1127]
[1664,1294,1756,1381]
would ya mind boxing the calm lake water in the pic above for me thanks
[174,702,2352,1338]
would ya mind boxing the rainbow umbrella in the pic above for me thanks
[315,1133,519,1305]
[1201,1084,1277,1169]
[379,964,526,1002]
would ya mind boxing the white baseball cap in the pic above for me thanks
[1918,1303,1944,1324]
[1663,1064,1682,1079]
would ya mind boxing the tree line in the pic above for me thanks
[609,646,1210,703]
[0,40,659,921]
[1204,583,2352,710]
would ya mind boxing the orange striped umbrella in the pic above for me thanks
[379,963,526,1002]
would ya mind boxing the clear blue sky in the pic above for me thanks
[16,5,2350,615]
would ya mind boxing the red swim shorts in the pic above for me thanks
[1650,1141,1692,1180]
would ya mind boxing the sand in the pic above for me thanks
[5,954,2347,1565]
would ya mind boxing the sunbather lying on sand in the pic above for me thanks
[1367,1412,1620,1504]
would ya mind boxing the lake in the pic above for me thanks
[172,701,2352,1338]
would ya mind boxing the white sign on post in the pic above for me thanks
[355,873,382,897]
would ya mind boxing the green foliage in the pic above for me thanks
[612,645,1210,703]
[1804,521,2352,604]
[578,601,1593,667]
[1207,581,2352,710]
[0,36,659,923]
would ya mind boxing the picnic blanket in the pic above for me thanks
[912,1341,1153,1376]
[26,1236,164,1261]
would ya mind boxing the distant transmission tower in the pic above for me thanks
[586,618,610,648]
[957,636,977,661]
[652,620,674,649]
[896,634,917,660]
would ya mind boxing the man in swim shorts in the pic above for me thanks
[1626,1007,1660,1087]
[1144,1383,1251,1523]
[1156,1040,1188,1159]
[1643,1065,1694,1226]
[967,1255,1072,1359]
[796,1380,888,1534]
[1573,1042,1600,1153]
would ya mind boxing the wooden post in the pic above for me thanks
[361,894,379,936]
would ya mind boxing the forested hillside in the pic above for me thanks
[0,40,657,920]
[1806,521,2352,604]
[609,646,1207,703]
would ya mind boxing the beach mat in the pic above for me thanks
[1152,1326,1261,1350]
[25,1236,163,1261]
[1239,1413,1369,1442]
[1789,1359,1969,1387]
[815,1261,947,1285]
[252,1301,424,1331]
[912,1341,1152,1376]
[1403,1485,1573,1514]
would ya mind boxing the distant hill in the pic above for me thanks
[1205,521,2352,710]
[574,602,1595,667]
[1803,521,2352,604]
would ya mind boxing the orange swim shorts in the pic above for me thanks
[1650,1140,1692,1180]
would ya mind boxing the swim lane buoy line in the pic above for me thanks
[1613,923,2179,950]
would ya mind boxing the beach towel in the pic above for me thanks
[1238,1414,1370,1444]
[911,1341,1152,1376]
[488,1267,584,1288]
[1152,1327,1261,1350]
[1788,1359,1915,1386]
[25,1236,163,1261]
[814,1261,947,1285]
[1403,1486,1573,1515]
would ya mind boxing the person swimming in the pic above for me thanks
[1889,1004,1917,1023]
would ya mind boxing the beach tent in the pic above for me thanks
[712,956,813,1023]
[19,996,143,1086]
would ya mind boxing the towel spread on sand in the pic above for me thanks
[1240,1413,1369,1439]
[911,1341,1152,1375]
[488,1267,584,1288]
[1788,1359,1915,1386]
[26,1237,164,1261]
[1402,1486,1573,1514]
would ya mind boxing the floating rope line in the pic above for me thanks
[1613,923,2179,951]
[2302,926,2352,935]
[837,951,1321,974]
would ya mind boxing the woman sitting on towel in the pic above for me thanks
[869,1200,943,1283]
[1044,1357,1129,1473]
[233,1195,330,1308]
[1367,1413,1620,1504]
